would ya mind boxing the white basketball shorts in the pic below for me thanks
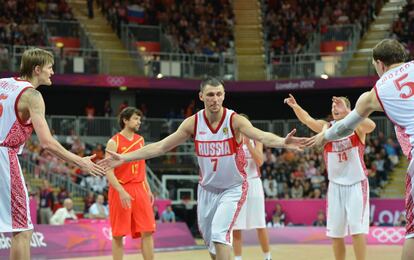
[233,177,266,230]
[327,179,369,238]
[0,147,33,233]
[197,181,248,254]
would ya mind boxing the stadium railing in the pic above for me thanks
[2,44,236,79]
[267,49,375,79]
[46,116,393,142]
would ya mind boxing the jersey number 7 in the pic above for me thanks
[211,158,218,172]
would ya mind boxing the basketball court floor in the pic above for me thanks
[64,244,401,260]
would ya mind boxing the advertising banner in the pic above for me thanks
[0,222,195,258]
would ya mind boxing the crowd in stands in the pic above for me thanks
[99,0,234,55]
[265,0,384,56]
[0,0,74,48]
[261,132,400,200]
[391,0,414,59]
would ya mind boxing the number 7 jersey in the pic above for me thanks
[374,61,414,160]
[194,108,247,189]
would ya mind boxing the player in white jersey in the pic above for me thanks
[232,114,271,260]
[0,48,105,260]
[312,39,414,260]
[285,94,375,260]
[100,78,312,260]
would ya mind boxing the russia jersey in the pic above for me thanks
[0,77,34,153]
[194,108,247,189]
[323,128,367,185]
[374,61,414,159]
[111,133,145,184]
[0,77,34,232]
[242,140,260,180]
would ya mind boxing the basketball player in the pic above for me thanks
[232,114,271,260]
[0,48,105,260]
[105,107,155,260]
[312,39,414,260]
[99,78,311,260]
[285,94,375,260]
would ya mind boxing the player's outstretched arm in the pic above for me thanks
[331,96,376,135]
[284,93,326,133]
[99,116,194,169]
[233,114,312,150]
[26,88,105,176]
[313,89,381,147]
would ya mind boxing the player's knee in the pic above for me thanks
[141,232,153,238]
[13,230,33,241]
[233,230,242,240]
[112,236,123,243]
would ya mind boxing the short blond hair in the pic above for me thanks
[339,96,351,109]
[20,48,54,79]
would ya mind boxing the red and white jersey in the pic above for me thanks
[0,77,34,154]
[323,129,368,185]
[374,61,414,159]
[194,108,247,189]
[242,140,260,180]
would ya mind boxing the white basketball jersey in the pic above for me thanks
[0,77,34,153]
[194,108,247,189]
[242,140,260,180]
[374,61,414,159]
[323,128,367,185]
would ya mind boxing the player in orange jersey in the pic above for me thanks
[105,107,155,260]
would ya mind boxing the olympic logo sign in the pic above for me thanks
[371,227,405,243]
[106,76,126,86]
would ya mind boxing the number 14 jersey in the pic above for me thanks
[323,130,368,185]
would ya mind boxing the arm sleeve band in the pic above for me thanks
[324,110,364,141]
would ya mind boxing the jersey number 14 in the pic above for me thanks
[338,152,348,162]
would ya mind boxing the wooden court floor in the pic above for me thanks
[64,244,401,260]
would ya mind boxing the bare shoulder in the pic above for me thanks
[364,89,382,110]
[231,113,250,128]
[180,115,196,135]
[106,138,117,152]
[21,88,43,105]
[22,88,42,100]
[17,88,43,112]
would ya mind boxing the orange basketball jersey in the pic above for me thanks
[111,133,145,184]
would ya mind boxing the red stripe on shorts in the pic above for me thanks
[361,179,368,223]
[9,149,28,229]
[405,172,414,235]
[225,180,248,243]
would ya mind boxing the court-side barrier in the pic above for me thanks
[28,198,171,225]
[265,198,405,226]
[0,222,195,258]
[243,226,405,245]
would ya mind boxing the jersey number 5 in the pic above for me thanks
[211,158,218,172]
[394,73,414,99]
